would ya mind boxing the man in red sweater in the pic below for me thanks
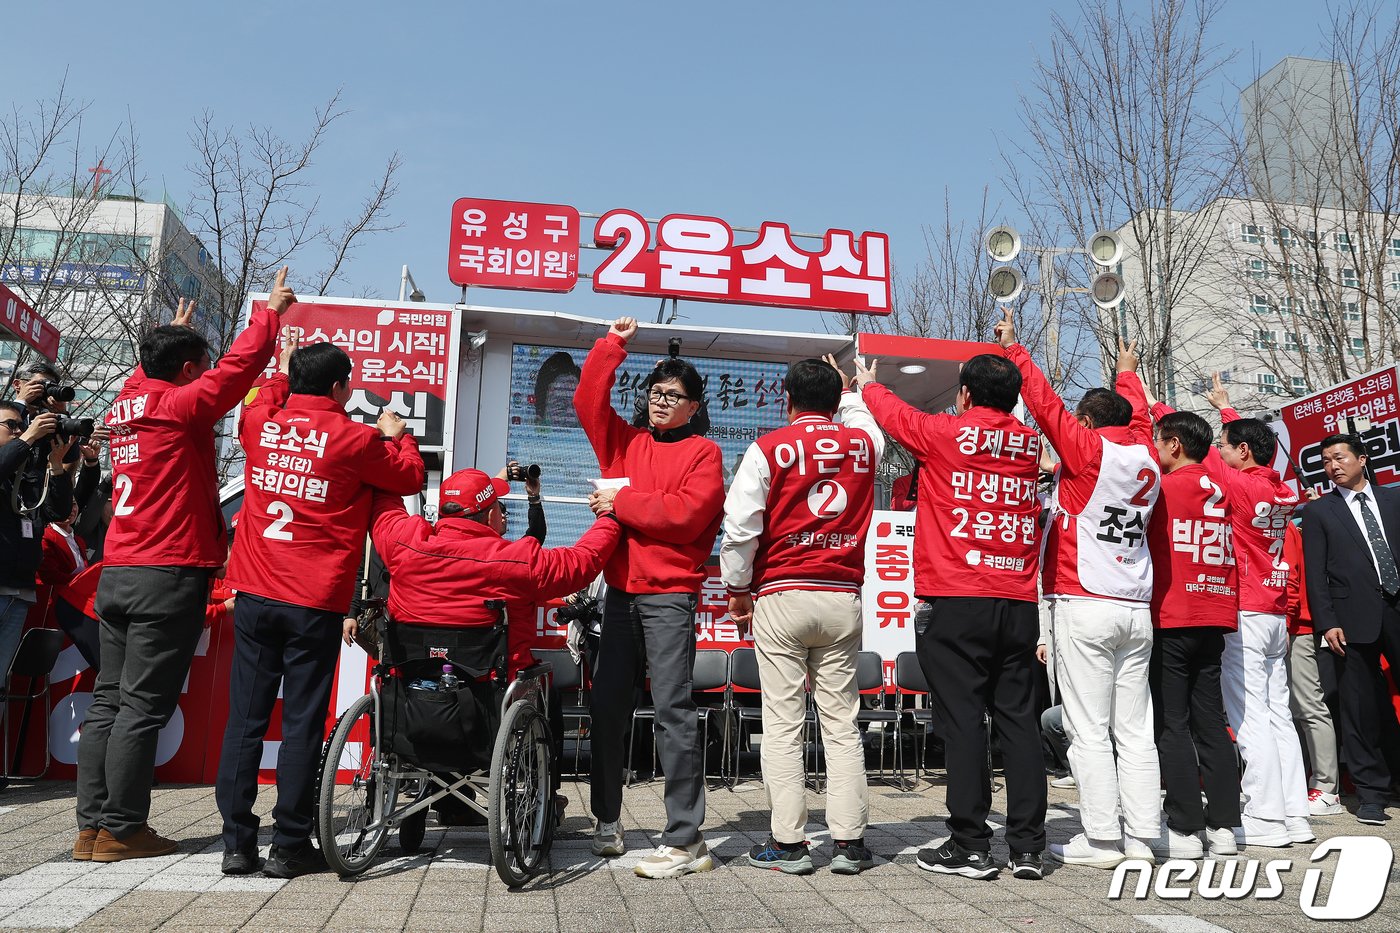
[860,341,1045,880]
[1153,374,1308,847]
[721,356,883,876]
[218,336,425,878]
[76,273,294,864]
[573,316,725,880]
[1145,408,1242,859]
[1001,317,1161,871]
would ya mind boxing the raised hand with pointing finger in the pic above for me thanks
[994,307,1017,348]
[1204,372,1230,411]
[172,298,196,328]
[267,266,297,315]
[852,355,879,389]
[1116,335,1139,374]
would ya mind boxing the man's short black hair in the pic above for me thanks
[1155,410,1213,462]
[784,359,841,413]
[16,360,59,383]
[290,343,353,396]
[1320,433,1367,460]
[645,358,705,404]
[1076,388,1133,428]
[1223,417,1278,465]
[140,325,211,381]
[960,354,1021,413]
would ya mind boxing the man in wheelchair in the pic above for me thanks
[368,468,621,819]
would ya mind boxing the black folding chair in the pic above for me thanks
[727,647,764,787]
[894,650,934,790]
[691,649,731,789]
[855,651,904,787]
[2,628,65,780]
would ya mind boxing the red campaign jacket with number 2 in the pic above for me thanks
[1148,463,1239,631]
[862,381,1042,602]
[224,373,426,614]
[102,306,281,569]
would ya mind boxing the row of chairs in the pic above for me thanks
[533,646,944,791]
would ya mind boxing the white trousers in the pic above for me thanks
[1221,611,1310,821]
[1051,598,1160,840]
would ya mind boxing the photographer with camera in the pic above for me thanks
[0,399,76,685]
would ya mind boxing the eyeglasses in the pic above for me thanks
[647,390,690,406]
[0,419,22,433]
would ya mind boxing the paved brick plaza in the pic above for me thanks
[0,777,1396,931]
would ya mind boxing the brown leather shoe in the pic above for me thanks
[72,828,99,861]
[91,825,179,862]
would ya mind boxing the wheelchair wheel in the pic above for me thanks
[316,693,398,876]
[488,698,553,888]
[399,806,427,854]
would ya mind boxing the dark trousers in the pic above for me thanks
[916,596,1046,854]
[78,566,210,839]
[1149,627,1241,833]
[216,593,342,852]
[1338,601,1400,805]
[589,590,704,846]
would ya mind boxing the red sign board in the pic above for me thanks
[593,211,891,315]
[251,300,457,448]
[447,197,580,292]
[0,283,60,361]
[1275,364,1400,492]
[445,197,892,315]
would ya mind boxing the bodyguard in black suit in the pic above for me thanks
[1301,434,1400,825]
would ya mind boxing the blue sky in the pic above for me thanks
[6,0,1347,333]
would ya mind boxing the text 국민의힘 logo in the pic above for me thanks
[1107,836,1392,921]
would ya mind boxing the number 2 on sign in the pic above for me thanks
[264,501,294,540]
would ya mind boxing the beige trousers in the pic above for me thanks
[752,588,868,843]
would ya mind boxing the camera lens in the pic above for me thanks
[526,464,541,480]
[58,417,94,437]
[44,382,76,402]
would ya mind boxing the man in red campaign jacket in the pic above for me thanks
[572,316,724,880]
[76,270,295,866]
[720,356,884,876]
[217,336,425,879]
[1144,407,1242,860]
[1283,519,1342,815]
[859,341,1046,881]
[1152,373,1308,847]
[369,469,619,674]
[1002,319,1162,871]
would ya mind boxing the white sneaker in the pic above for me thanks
[1233,814,1292,848]
[591,820,625,857]
[1148,824,1204,859]
[1308,789,1343,816]
[1050,774,1077,789]
[1048,833,1125,869]
[1204,826,1237,856]
[1285,816,1316,843]
[1123,835,1157,862]
[634,839,715,879]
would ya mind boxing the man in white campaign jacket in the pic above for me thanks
[998,313,1162,870]
[722,356,883,876]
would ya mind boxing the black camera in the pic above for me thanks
[555,593,599,627]
[43,381,76,403]
[58,416,94,438]
[668,337,682,359]
[507,463,541,482]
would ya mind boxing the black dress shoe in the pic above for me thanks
[221,848,264,875]
[263,842,328,879]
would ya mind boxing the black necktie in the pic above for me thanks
[1356,492,1400,595]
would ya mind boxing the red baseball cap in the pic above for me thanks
[440,469,509,516]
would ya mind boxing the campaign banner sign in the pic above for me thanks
[249,298,460,450]
[1275,365,1400,492]
[860,511,916,688]
[447,198,579,292]
[0,283,60,361]
[445,196,892,316]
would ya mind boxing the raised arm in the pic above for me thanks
[530,516,621,600]
[994,308,1097,473]
[167,270,296,429]
[1114,337,1151,440]
[573,318,639,469]
[358,412,426,495]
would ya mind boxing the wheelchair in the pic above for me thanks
[314,599,557,887]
